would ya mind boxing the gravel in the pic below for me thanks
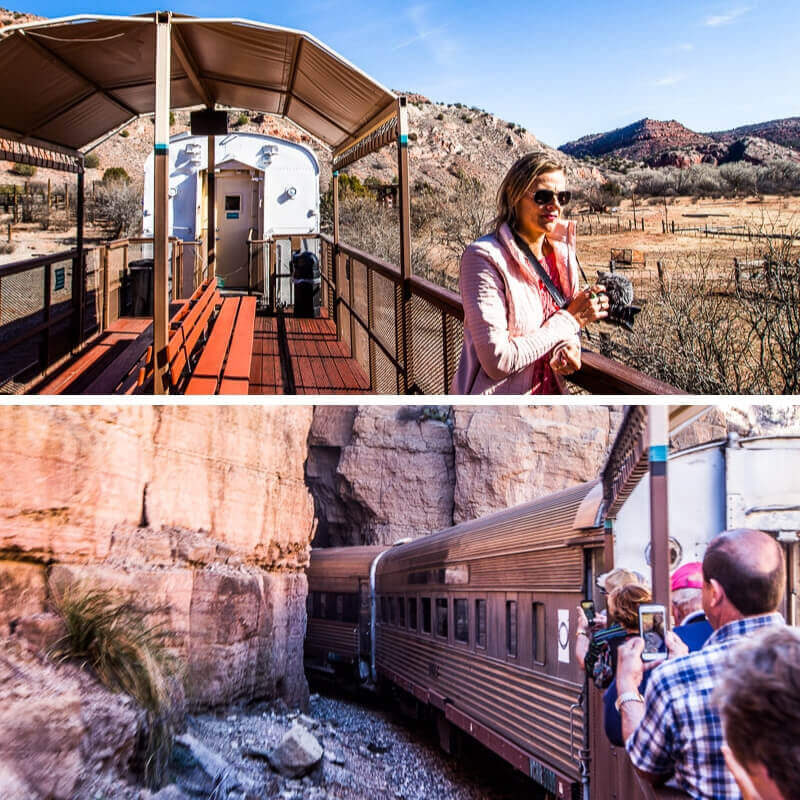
[150,689,537,800]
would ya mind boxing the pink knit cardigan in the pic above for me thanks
[450,221,581,395]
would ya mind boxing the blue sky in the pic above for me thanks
[21,0,800,147]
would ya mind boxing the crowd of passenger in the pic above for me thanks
[576,528,799,800]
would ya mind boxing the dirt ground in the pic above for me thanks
[574,194,800,284]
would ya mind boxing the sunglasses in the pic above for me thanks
[532,189,571,206]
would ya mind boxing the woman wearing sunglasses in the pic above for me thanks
[451,151,608,394]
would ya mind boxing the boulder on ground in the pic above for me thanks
[268,724,323,778]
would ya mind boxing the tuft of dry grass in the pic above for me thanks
[49,582,178,788]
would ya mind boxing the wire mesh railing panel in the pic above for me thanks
[407,294,450,394]
[321,239,334,318]
[370,269,400,394]
[336,252,352,354]
[0,264,46,387]
[107,246,126,323]
[83,248,102,336]
[351,258,370,378]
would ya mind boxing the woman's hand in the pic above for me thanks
[550,342,581,375]
[566,284,609,328]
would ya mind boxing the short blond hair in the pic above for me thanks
[492,151,564,235]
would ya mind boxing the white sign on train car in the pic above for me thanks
[142,132,320,290]
[613,433,800,623]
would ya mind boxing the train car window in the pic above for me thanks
[307,592,314,618]
[475,599,487,648]
[342,593,358,623]
[389,596,397,625]
[325,592,338,621]
[421,598,432,633]
[380,596,387,623]
[506,600,518,656]
[408,597,417,630]
[435,598,449,638]
[398,595,406,627]
[532,602,546,664]
[336,594,344,619]
[318,592,327,620]
[454,598,469,643]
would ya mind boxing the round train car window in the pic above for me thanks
[644,537,683,570]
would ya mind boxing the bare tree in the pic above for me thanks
[92,179,142,239]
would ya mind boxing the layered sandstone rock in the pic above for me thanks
[0,406,315,709]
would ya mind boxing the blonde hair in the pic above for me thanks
[492,151,565,235]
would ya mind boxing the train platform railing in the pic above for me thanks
[0,237,202,393]
[318,233,680,395]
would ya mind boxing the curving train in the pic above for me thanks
[305,432,800,799]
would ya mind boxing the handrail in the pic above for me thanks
[320,233,678,395]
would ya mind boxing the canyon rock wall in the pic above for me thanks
[0,406,315,710]
[306,405,621,545]
[306,404,799,547]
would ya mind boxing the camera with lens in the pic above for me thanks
[597,271,641,331]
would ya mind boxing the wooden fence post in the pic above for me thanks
[657,261,667,296]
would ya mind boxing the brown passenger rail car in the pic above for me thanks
[305,482,607,799]
[305,545,388,682]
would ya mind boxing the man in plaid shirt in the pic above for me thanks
[615,529,786,800]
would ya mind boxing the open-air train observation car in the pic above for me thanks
[142,132,320,301]
[305,410,800,800]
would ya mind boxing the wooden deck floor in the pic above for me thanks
[31,310,370,395]
[36,317,153,395]
[249,315,370,395]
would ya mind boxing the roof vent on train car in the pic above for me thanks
[644,537,683,570]
[258,144,278,167]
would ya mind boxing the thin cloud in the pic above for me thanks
[391,4,458,67]
[704,7,750,26]
[391,24,448,51]
[654,74,684,87]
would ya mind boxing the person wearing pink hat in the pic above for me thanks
[671,561,713,652]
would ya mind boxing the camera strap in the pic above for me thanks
[510,228,567,309]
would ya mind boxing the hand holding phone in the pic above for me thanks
[580,600,595,625]
[638,604,667,661]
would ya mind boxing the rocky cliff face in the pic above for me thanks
[0,406,315,710]
[306,406,622,545]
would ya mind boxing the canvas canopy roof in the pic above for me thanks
[0,12,397,158]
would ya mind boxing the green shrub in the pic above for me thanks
[49,583,178,788]
[408,132,418,141]
[119,129,130,138]
[11,163,36,177]
[235,112,249,127]
[435,113,444,121]
[169,111,175,127]
[102,167,130,184]
[84,153,100,169]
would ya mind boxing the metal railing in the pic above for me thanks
[318,234,678,395]
[0,237,202,393]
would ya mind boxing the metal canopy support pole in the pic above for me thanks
[332,170,339,327]
[396,96,413,393]
[648,406,671,618]
[207,132,216,280]
[153,12,171,395]
[72,165,85,348]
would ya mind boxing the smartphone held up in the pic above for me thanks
[638,604,667,661]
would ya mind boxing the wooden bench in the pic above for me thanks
[185,295,256,394]
[136,280,256,394]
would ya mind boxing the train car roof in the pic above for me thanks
[308,545,389,582]
[378,480,602,573]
